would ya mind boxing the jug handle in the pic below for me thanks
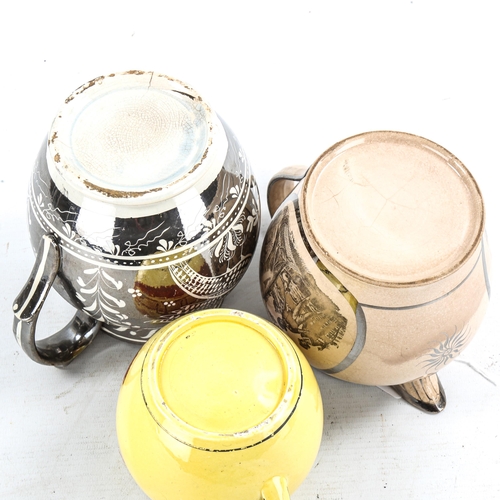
[267,166,308,217]
[12,233,101,367]
[261,476,290,500]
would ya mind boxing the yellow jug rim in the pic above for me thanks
[139,309,304,452]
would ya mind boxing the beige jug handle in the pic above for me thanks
[261,476,290,500]
[267,166,308,217]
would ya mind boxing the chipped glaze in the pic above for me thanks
[13,72,260,366]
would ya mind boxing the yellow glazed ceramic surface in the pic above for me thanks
[116,309,323,499]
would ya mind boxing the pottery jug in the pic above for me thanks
[260,131,490,413]
[116,309,323,499]
[13,71,260,366]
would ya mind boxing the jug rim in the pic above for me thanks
[139,309,304,452]
[46,70,228,217]
[300,130,485,288]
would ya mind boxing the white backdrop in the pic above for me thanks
[1,1,499,498]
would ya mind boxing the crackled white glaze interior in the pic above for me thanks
[47,71,227,216]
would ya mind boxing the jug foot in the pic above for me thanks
[389,373,446,414]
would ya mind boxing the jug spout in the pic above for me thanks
[390,373,446,414]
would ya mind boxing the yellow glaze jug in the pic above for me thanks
[116,309,323,499]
